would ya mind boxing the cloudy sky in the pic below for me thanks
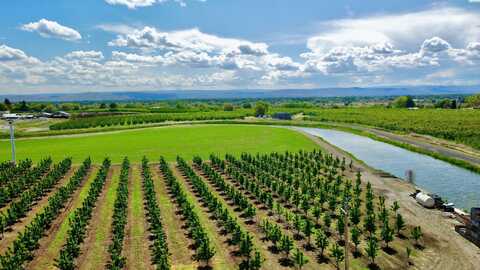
[1,0,480,94]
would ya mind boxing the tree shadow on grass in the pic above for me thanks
[279,257,294,267]
[316,254,330,264]
[353,250,362,258]
[267,245,280,254]
[382,246,397,255]
[414,243,425,250]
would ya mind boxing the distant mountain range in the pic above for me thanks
[2,85,479,102]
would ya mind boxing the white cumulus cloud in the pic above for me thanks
[307,7,480,53]
[0,45,30,61]
[65,51,105,61]
[105,0,205,9]
[21,19,82,41]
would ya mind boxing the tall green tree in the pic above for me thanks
[464,93,480,108]
[254,102,268,117]
[195,239,215,267]
[411,226,423,246]
[395,213,406,235]
[3,98,12,110]
[351,226,360,254]
[392,96,415,108]
[365,236,379,265]
[280,235,294,259]
[315,229,329,258]
[293,248,308,270]
[330,243,344,270]
[381,222,394,249]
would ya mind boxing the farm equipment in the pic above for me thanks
[455,208,480,248]
[410,190,446,209]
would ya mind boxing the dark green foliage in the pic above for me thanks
[142,157,170,269]
[178,157,262,269]
[411,226,423,246]
[159,157,214,268]
[56,158,111,270]
[330,243,344,270]
[0,158,71,235]
[0,158,91,269]
[366,236,379,265]
[50,110,251,130]
[107,158,130,270]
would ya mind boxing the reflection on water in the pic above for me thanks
[295,127,480,210]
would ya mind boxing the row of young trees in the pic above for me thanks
[158,157,216,268]
[0,159,32,188]
[50,110,251,130]
[0,158,52,207]
[56,158,111,270]
[107,157,130,270]
[193,156,257,221]
[0,158,91,269]
[141,157,170,269]
[209,155,312,269]
[181,157,262,269]
[210,155,275,212]
[0,158,71,237]
[230,150,424,268]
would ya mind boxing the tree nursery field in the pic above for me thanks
[0,149,435,270]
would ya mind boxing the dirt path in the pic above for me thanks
[76,165,119,270]
[191,164,296,270]
[0,166,76,253]
[296,129,480,270]
[171,164,237,270]
[151,164,196,270]
[124,165,154,270]
[28,166,97,270]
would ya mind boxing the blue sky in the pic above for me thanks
[0,0,479,94]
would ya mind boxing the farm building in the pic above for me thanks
[272,112,292,120]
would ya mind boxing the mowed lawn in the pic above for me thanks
[0,125,317,164]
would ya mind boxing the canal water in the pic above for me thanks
[295,127,480,211]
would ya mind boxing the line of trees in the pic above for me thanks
[209,155,309,269]
[181,157,263,269]
[0,158,71,236]
[158,157,216,268]
[0,159,32,188]
[56,158,111,270]
[0,158,52,207]
[193,156,257,221]
[107,157,130,270]
[141,157,170,269]
[0,158,91,269]
[50,110,252,130]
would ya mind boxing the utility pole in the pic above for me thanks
[8,120,16,166]
[341,199,350,270]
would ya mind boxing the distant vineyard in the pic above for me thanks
[50,110,253,130]
[306,108,480,150]
[0,150,428,269]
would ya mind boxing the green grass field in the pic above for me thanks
[0,125,317,164]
